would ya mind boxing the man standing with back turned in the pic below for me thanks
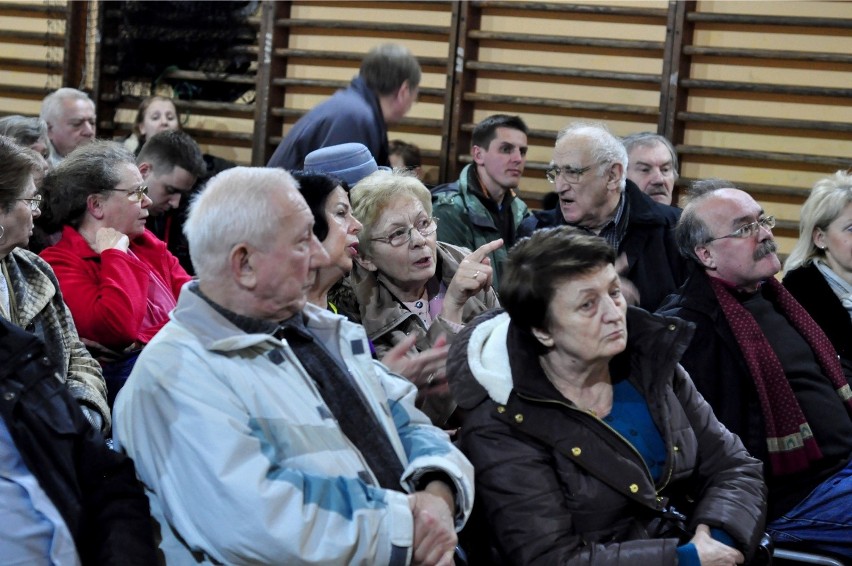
[268,43,421,170]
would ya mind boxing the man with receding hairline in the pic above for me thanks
[658,181,852,558]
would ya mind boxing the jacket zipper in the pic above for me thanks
[516,392,671,497]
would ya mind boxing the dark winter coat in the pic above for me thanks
[449,307,766,565]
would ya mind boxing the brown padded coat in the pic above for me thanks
[448,307,767,565]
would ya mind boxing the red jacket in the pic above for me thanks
[40,226,191,349]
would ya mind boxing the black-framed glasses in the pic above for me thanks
[371,216,438,247]
[106,185,148,202]
[705,216,776,244]
[17,194,42,212]
[545,161,608,184]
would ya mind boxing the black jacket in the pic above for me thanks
[0,318,157,564]
[450,307,766,565]
[518,180,687,312]
[657,270,852,519]
[783,263,852,380]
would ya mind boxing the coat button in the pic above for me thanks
[3,392,15,401]
[668,324,676,331]
[571,447,581,456]
[629,483,639,493]
[673,445,680,452]
[514,413,524,423]
[40,356,51,365]
[496,406,506,414]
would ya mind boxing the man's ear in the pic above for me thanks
[354,253,378,272]
[86,193,106,220]
[472,144,485,166]
[230,244,257,289]
[607,162,624,191]
[694,244,716,270]
[138,162,153,180]
[396,80,411,103]
[531,326,554,349]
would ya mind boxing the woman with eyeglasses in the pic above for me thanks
[40,141,191,406]
[331,169,501,426]
[783,170,852,381]
[0,135,111,433]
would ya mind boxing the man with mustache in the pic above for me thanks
[658,181,852,558]
[622,132,679,206]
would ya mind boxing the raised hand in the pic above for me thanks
[443,239,504,323]
[94,227,130,254]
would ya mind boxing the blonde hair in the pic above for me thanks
[784,170,852,274]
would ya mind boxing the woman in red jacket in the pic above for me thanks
[40,140,191,406]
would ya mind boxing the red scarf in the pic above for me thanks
[708,276,852,476]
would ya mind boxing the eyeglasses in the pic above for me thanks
[17,194,42,212]
[705,216,776,243]
[545,161,607,184]
[107,185,148,202]
[371,216,438,247]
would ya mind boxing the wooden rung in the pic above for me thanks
[272,48,447,69]
[463,92,659,117]
[0,2,65,17]
[0,29,64,46]
[465,61,660,85]
[269,106,443,130]
[270,78,444,99]
[473,1,667,19]
[467,30,663,52]
[683,46,852,65]
[0,57,62,72]
[686,12,852,30]
[680,79,852,98]
[677,145,851,169]
[677,176,809,200]
[275,18,449,36]
[677,112,852,134]
[0,85,51,99]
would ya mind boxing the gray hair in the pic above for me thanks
[41,140,135,230]
[0,136,39,213]
[784,170,852,273]
[621,132,679,176]
[360,44,421,95]
[674,180,739,265]
[0,115,49,148]
[185,167,299,281]
[39,87,94,125]
[555,122,628,191]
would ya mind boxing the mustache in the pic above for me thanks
[753,239,778,260]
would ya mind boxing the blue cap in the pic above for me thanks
[304,143,390,187]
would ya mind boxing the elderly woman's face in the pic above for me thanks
[98,162,151,238]
[321,186,362,276]
[362,194,437,295]
[0,174,40,252]
[536,263,627,365]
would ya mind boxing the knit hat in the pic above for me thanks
[304,143,389,187]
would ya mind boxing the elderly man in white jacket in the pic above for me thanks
[114,166,473,566]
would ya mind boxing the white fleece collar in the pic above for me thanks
[467,312,514,404]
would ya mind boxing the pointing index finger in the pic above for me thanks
[466,238,504,264]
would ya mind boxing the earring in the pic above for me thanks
[0,224,4,240]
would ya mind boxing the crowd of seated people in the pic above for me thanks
[2,52,852,562]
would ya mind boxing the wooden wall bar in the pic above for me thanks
[0,0,850,252]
